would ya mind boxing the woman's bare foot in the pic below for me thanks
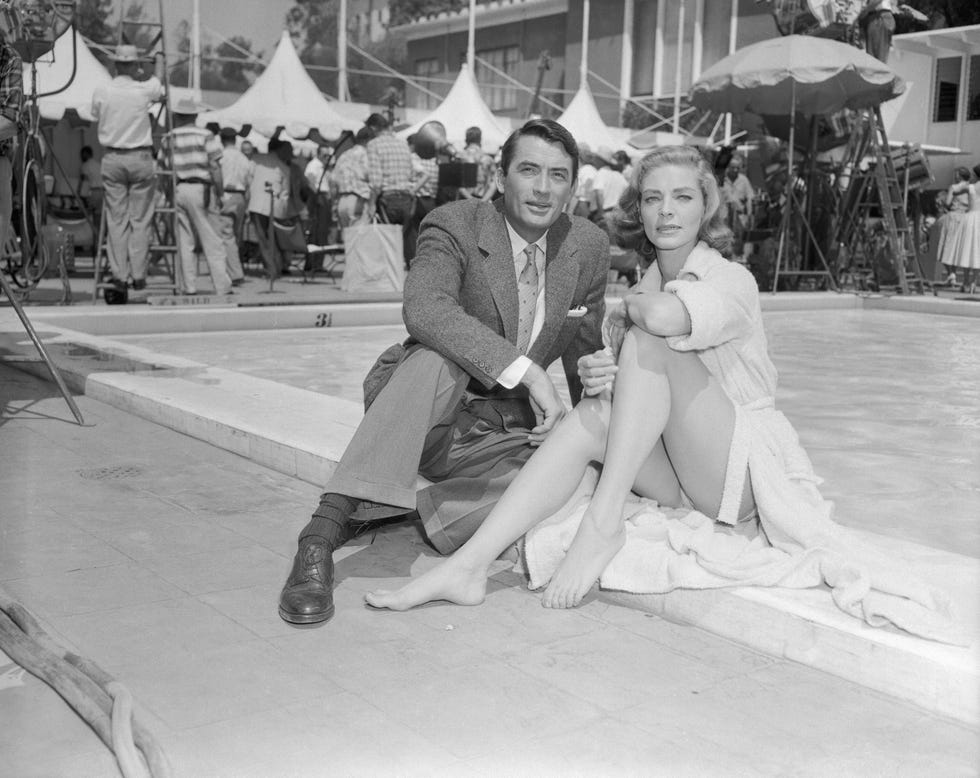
[364,558,488,611]
[541,510,625,609]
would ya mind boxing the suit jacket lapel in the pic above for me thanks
[529,214,578,363]
[478,201,520,343]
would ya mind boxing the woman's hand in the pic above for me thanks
[623,290,691,337]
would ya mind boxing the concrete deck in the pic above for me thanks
[2,277,979,775]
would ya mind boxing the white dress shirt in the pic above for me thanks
[91,75,164,149]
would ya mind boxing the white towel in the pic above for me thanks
[523,470,967,646]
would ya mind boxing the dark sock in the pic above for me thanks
[299,493,360,549]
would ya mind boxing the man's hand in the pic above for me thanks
[602,302,629,358]
[578,348,618,398]
[521,363,567,445]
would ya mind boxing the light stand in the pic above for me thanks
[0,1,83,423]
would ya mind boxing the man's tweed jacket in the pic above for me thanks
[396,197,610,404]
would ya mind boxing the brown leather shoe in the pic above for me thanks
[278,538,335,625]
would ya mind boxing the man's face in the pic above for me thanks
[496,135,575,243]
[241,142,254,158]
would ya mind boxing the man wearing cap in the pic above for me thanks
[160,98,232,296]
[91,44,164,293]
[721,156,756,259]
[216,127,252,286]
[857,1,928,63]
[0,26,22,257]
[304,143,334,246]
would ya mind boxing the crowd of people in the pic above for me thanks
[75,40,771,304]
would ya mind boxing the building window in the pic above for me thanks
[631,0,735,100]
[933,56,961,123]
[968,54,980,121]
[414,57,441,110]
[475,45,520,111]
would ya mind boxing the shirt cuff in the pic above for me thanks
[497,355,532,389]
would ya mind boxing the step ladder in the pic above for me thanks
[831,107,930,295]
[92,0,180,303]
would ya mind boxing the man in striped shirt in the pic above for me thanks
[161,98,231,295]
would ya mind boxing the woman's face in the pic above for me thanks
[639,163,705,254]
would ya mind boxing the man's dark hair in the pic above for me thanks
[355,126,374,144]
[365,112,389,132]
[81,145,93,161]
[464,126,482,146]
[499,118,578,181]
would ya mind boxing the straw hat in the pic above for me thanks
[112,44,141,63]
[171,97,203,116]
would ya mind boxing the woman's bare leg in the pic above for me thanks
[364,398,610,610]
[542,328,755,609]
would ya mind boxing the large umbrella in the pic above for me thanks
[690,35,905,292]
[690,35,905,116]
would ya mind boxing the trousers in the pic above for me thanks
[101,149,156,282]
[324,345,538,553]
[175,182,232,295]
[214,191,246,281]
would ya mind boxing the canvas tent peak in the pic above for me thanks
[198,30,359,140]
[399,63,509,152]
[556,83,623,155]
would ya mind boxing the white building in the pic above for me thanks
[887,24,980,185]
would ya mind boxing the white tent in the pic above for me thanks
[26,27,111,122]
[556,84,622,155]
[199,31,359,140]
[399,63,509,152]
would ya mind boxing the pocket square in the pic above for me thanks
[566,306,587,318]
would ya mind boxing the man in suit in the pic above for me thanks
[278,119,610,625]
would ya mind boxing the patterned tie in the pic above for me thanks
[516,244,540,354]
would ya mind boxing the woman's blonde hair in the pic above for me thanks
[612,146,732,257]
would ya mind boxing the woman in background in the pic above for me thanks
[946,164,980,294]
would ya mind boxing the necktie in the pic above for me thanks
[516,244,539,354]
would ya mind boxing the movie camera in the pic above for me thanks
[0,0,75,61]
[413,120,478,190]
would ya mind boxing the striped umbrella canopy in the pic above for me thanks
[690,35,905,117]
